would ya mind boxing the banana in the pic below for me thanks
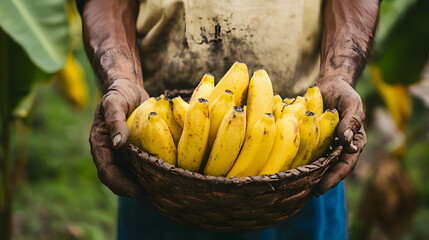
[284,97,295,104]
[138,112,177,165]
[304,84,323,118]
[226,113,276,178]
[287,96,308,120]
[172,96,189,128]
[204,106,246,176]
[126,108,138,130]
[209,62,249,106]
[207,90,235,149]
[189,74,214,106]
[56,53,87,109]
[178,98,211,172]
[273,93,285,121]
[245,70,274,138]
[128,97,157,146]
[289,112,320,169]
[258,108,300,175]
[311,109,339,160]
[154,95,182,145]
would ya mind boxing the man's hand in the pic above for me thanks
[314,75,367,196]
[89,79,149,199]
[79,0,145,198]
[315,0,378,195]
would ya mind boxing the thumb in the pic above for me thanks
[101,93,130,148]
[336,111,364,153]
[334,87,365,153]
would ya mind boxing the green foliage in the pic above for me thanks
[375,0,418,50]
[0,0,71,73]
[0,31,51,116]
[12,83,116,240]
[374,0,429,85]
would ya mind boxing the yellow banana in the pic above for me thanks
[56,53,87,109]
[204,106,246,176]
[371,64,410,131]
[128,97,157,145]
[284,97,295,104]
[288,96,308,120]
[226,113,276,178]
[154,95,182,145]
[311,109,339,160]
[273,93,285,121]
[209,62,249,106]
[207,90,235,149]
[245,70,274,138]
[304,84,324,118]
[126,109,138,130]
[138,112,177,166]
[258,109,300,175]
[189,74,214,106]
[289,112,320,169]
[172,96,189,128]
[178,98,211,172]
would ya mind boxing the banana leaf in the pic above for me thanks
[0,0,71,73]
[374,0,429,85]
[0,30,50,118]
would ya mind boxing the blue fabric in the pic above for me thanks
[117,181,347,240]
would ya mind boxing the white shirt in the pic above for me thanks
[136,0,323,97]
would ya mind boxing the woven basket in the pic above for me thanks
[121,89,342,233]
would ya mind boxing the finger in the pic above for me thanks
[336,94,365,152]
[101,80,149,148]
[101,93,130,148]
[314,152,359,197]
[89,106,143,198]
[337,118,359,153]
[108,79,149,113]
[314,127,366,196]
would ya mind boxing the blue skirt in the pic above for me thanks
[117,181,347,240]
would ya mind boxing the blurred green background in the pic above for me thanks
[1,0,428,239]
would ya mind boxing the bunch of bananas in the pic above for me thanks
[127,62,339,178]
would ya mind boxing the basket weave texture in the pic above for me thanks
[121,89,342,233]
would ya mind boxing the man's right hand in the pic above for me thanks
[89,79,149,199]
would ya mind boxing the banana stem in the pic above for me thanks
[0,29,13,240]
[13,118,28,186]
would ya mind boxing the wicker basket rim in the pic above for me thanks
[125,143,343,186]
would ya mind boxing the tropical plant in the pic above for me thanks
[0,0,71,239]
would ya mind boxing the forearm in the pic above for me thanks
[79,0,143,93]
[320,0,379,87]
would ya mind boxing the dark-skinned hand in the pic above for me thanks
[89,79,149,199]
[314,75,367,197]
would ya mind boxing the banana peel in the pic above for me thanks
[54,53,87,109]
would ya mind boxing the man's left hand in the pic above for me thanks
[314,75,367,196]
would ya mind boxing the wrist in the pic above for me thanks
[94,47,143,93]
[318,72,354,89]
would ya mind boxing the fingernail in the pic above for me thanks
[344,129,353,142]
[113,134,122,147]
[350,143,358,152]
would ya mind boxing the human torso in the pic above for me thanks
[136,0,322,97]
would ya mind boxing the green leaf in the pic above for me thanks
[12,91,36,119]
[0,0,71,73]
[374,0,429,85]
[0,29,51,116]
[375,0,418,54]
